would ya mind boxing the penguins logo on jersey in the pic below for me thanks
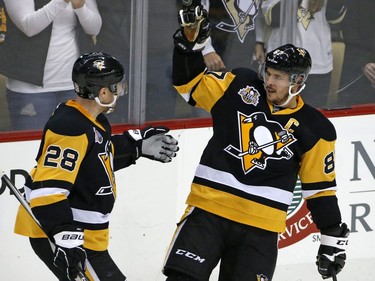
[216,0,261,43]
[297,2,314,30]
[224,111,296,174]
[96,141,116,197]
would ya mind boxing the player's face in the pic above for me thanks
[98,78,128,113]
[263,68,291,105]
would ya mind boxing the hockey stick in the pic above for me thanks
[1,171,90,281]
[329,264,338,281]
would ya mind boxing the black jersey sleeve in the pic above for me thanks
[32,199,74,237]
[112,133,140,170]
[306,195,342,230]
[172,47,206,86]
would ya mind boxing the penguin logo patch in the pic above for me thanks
[238,85,260,105]
[224,111,296,174]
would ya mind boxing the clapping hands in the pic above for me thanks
[65,0,85,9]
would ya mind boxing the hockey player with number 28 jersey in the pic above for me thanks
[14,52,179,281]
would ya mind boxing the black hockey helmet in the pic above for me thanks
[265,44,311,84]
[72,51,125,100]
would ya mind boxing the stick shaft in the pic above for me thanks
[1,173,41,226]
[1,172,90,281]
[331,265,337,281]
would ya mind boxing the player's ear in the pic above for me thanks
[98,87,108,97]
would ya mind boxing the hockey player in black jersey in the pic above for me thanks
[163,4,348,281]
[14,52,179,281]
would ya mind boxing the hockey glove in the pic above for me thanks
[316,223,349,279]
[126,126,179,163]
[51,225,87,281]
[174,2,211,53]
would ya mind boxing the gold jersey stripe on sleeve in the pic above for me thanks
[83,228,110,251]
[30,193,66,208]
[193,72,236,112]
[299,138,336,183]
[305,190,337,200]
[175,71,236,112]
[174,71,205,102]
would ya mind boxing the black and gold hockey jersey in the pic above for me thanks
[173,49,341,233]
[15,100,138,251]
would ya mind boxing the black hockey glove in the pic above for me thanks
[51,225,87,281]
[316,223,349,279]
[173,2,211,53]
[126,126,179,163]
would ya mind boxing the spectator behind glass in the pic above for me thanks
[96,1,206,121]
[338,0,374,105]
[96,0,263,121]
[95,0,130,123]
[198,0,263,71]
[364,63,375,88]
[255,0,347,109]
[0,0,101,131]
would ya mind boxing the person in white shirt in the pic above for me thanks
[1,0,101,131]
[255,0,346,108]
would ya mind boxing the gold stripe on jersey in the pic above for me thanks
[66,100,106,131]
[14,205,46,238]
[269,96,305,115]
[174,71,205,102]
[175,71,236,112]
[195,164,293,204]
[306,190,337,200]
[84,228,109,251]
[33,130,89,185]
[299,138,336,184]
[30,193,66,208]
[193,72,236,111]
[186,183,287,232]
[14,205,110,251]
